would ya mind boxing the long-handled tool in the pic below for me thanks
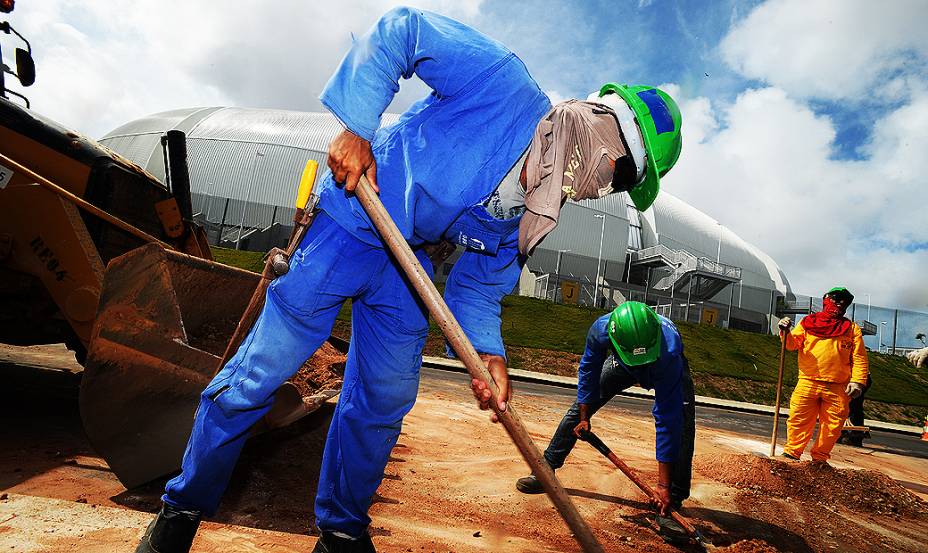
[770,329,787,457]
[217,159,319,370]
[578,430,711,551]
[217,159,323,429]
[353,175,604,553]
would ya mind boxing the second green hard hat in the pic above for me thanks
[608,301,662,366]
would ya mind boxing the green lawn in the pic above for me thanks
[212,247,928,421]
[209,246,266,274]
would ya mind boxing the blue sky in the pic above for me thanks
[3,0,926,319]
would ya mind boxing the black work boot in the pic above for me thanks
[312,530,376,553]
[516,460,554,494]
[516,473,545,494]
[134,503,202,553]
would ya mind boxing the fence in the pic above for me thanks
[191,192,295,251]
[786,293,928,353]
[534,276,928,346]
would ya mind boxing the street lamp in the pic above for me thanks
[593,214,606,308]
[554,249,570,302]
[879,321,887,353]
[716,222,723,263]
[866,294,871,321]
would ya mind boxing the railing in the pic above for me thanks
[859,320,877,336]
[636,246,741,291]
[653,250,696,290]
[695,258,742,280]
[634,245,692,267]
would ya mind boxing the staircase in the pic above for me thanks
[631,245,741,301]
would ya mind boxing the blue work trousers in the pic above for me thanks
[163,212,431,537]
[542,357,696,503]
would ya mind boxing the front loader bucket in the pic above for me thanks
[80,243,335,489]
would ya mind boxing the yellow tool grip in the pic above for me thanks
[295,159,319,210]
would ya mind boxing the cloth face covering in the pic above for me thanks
[519,100,628,255]
[800,297,852,338]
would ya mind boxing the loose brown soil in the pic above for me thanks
[2,343,927,552]
[717,539,779,552]
[696,453,928,518]
[289,342,345,397]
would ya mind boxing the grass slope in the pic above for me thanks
[213,247,928,424]
[210,246,266,274]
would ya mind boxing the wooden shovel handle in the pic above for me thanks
[354,175,604,553]
[580,430,699,537]
[770,330,787,457]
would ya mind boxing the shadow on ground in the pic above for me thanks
[687,506,812,552]
[113,404,335,535]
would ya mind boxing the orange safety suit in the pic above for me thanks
[782,322,869,461]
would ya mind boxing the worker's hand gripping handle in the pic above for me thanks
[271,159,320,276]
[578,430,612,457]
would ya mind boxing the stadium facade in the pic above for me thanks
[100,107,793,333]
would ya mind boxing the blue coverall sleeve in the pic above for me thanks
[443,243,524,358]
[652,354,685,462]
[320,6,513,141]
[576,317,611,405]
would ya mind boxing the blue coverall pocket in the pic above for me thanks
[269,213,352,316]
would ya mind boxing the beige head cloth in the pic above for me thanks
[519,100,627,255]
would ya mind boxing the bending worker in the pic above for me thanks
[778,287,869,464]
[136,7,683,553]
[516,302,695,532]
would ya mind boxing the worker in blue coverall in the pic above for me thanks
[516,301,695,539]
[136,7,683,553]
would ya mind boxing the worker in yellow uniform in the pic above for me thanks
[777,287,869,464]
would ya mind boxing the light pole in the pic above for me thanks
[716,222,722,263]
[593,214,606,308]
[866,294,871,321]
[555,249,570,302]
[879,321,887,353]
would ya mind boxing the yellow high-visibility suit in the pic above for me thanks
[783,322,869,461]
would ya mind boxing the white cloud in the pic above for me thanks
[3,0,923,311]
[5,1,485,137]
[545,89,568,104]
[663,84,926,310]
[720,0,928,101]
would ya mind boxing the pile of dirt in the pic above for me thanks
[290,342,346,397]
[696,453,928,518]
[717,539,779,553]
[190,315,346,399]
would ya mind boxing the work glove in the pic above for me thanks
[845,382,864,399]
[777,317,792,332]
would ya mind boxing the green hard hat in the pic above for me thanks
[608,301,662,366]
[597,83,682,211]
[825,286,854,302]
